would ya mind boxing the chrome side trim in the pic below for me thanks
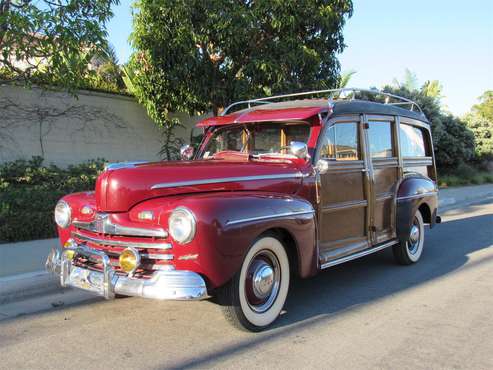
[376,192,394,202]
[72,232,172,250]
[104,161,149,171]
[397,191,436,201]
[73,217,168,238]
[150,173,304,190]
[226,210,315,226]
[142,253,174,260]
[320,239,398,269]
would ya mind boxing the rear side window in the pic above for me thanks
[368,121,393,158]
[320,122,360,160]
[400,124,426,157]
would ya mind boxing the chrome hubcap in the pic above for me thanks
[252,262,275,299]
[408,220,421,254]
[245,250,281,313]
[409,225,420,244]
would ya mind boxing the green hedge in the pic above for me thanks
[0,157,105,243]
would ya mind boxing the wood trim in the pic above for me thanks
[321,199,368,213]
[322,160,365,173]
[376,191,394,202]
[372,157,399,168]
[403,157,433,167]
[399,116,430,129]
[366,114,395,122]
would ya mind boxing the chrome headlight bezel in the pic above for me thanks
[168,207,196,244]
[54,200,71,228]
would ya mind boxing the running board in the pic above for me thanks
[320,239,398,270]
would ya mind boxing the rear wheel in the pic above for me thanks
[393,210,425,265]
[217,235,290,332]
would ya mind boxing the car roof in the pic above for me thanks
[196,99,429,127]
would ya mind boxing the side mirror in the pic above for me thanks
[180,144,194,160]
[315,159,329,174]
[289,141,309,159]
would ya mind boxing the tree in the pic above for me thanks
[337,70,356,88]
[129,0,353,150]
[464,91,493,161]
[392,68,419,91]
[0,0,119,91]
[380,83,475,169]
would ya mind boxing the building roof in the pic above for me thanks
[196,99,429,127]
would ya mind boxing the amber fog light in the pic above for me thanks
[119,248,140,274]
[63,239,76,260]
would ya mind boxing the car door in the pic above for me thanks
[316,115,371,264]
[364,115,399,244]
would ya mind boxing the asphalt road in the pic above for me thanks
[0,201,492,370]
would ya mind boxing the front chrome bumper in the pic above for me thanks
[45,245,207,300]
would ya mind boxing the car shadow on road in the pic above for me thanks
[168,211,493,369]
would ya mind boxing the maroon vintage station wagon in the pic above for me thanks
[46,88,441,331]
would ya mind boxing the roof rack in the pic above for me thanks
[221,87,423,116]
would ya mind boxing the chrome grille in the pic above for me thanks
[71,230,173,276]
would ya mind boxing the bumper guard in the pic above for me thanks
[45,245,207,301]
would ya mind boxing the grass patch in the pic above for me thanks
[438,163,493,188]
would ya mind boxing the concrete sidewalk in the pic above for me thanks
[1,183,492,304]
[438,183,493,209]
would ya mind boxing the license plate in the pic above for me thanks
[68,267,105,295]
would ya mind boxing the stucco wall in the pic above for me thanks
[0,84,207,166]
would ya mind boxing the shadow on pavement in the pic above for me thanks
[168,209,493,369]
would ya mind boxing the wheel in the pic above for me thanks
[393,209,425,265]
[217,235,290,332]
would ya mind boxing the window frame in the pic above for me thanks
[315,115,363,163]
[366,120,395,159]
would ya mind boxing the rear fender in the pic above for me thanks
[396,176,438,243]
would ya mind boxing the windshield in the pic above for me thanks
[201,122,310,159]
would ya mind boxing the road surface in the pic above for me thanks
[0,201,492,369]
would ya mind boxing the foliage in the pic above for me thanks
[0,0,119,92]
[438,162,493,187]
[392,69,419,92]
[0,157,105,243]
[337,70,356,89]
[464,91,493,161]
[129,0,353,152]
[379,83,475,170]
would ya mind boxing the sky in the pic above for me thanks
[107,0,493,116]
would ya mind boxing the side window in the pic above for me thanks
[320,122,359,160]
[400,124,426,157]
[368,121,393,158]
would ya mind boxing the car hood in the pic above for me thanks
[96,160,305,212]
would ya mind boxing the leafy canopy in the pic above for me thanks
[381,72,476,169]
[129,0,353,125]
[0,0,119,91]
[464,91,493,160]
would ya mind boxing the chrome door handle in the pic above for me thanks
[361,169,368,172]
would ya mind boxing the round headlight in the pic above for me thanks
[169,207,196,244]
[54,201,71,228]
[119,247,140,274]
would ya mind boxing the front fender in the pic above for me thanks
[396,176,438,243]
[136,192,317,289]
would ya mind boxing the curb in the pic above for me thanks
[438,192,493,211]
[0,270,63,305]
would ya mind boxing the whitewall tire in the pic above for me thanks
[217,235,290,331]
